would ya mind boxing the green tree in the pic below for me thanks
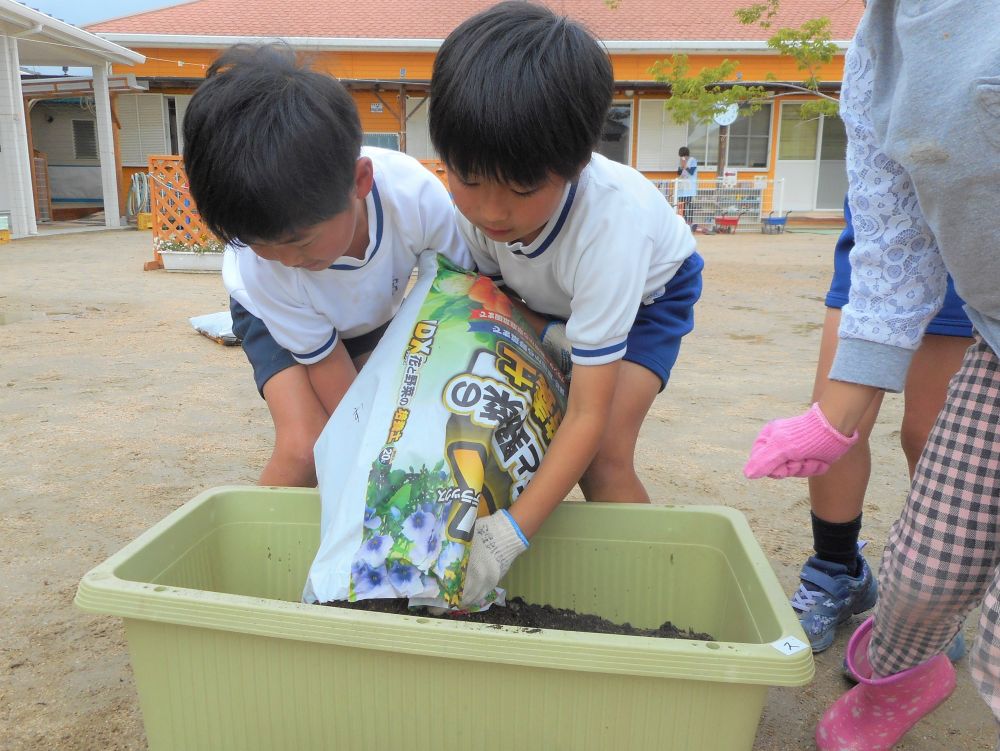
[653,1,841,171]
[649,56,768,129]
[650,55,768,174]
[736,1,840,119]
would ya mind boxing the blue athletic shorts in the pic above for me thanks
[825,197,972,338]
[623,251,704,391]
[230,299,389,397]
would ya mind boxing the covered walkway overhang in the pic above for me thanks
[21,72,147,100]
[1,0,144,238]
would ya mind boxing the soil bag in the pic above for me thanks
[303,252,567,610]
[189,311,239,346]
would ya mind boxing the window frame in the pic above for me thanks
[596,99,634,166]
[362,132,401,151]
[687,102,774,172]
[777,101,821,161]
[71,118,98,161]
[635,98,688,172]
[726,103,774,171]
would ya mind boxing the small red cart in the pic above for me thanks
[713,212,744,234]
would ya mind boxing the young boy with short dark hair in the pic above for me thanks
[429,2,703,605]
[676,146,698,225]
[184,44,471,486]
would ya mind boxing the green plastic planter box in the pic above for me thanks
[76,486,813,750]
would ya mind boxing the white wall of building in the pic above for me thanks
[0,35,37,236]
[30,100,103,204]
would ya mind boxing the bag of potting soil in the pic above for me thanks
[302,252,568,610]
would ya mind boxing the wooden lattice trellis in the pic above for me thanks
[144,155,219,270]
[142,156,447,270]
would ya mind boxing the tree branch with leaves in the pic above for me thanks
[656,0,842,143]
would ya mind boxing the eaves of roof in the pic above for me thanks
[0,0,144,66]
[94,32,851,55]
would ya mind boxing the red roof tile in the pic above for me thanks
[87,0,863,42]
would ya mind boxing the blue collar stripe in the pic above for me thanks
[295,329,338,361]
[570,340,627,358]
[514,181,578,259]
[329,180,383,270]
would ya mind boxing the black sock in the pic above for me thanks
[811,512,862,576]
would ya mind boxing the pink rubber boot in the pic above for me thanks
[815,616,957,751]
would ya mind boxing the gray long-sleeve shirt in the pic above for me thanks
[830,0,1000,392]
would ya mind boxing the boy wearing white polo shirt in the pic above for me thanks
[184,44,470,486]
[429,2,703,605]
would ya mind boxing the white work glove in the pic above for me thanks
[540,321,573,378]
[459,509,529,608]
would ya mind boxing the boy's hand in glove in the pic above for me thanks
[459,509,529,607]
[744,403,859,479]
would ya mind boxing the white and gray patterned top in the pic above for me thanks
[830,0,1000,393]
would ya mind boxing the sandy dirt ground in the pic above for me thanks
[1,227,995,750]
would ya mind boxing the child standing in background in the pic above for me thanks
[676,146,697,226]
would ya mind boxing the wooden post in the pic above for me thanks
[111,94,128,220]
[144,155,164,270]
[23,99,39,221]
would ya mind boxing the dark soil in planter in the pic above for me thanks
[325,596,715,640]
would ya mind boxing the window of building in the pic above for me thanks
[727,104,772,168]
[778,102,819,160]
[165,95,192,155]
[166,98,179,154]
[688,103,772,169]
[117,93,168,167]
[72,119,97,160]
[819,113,847,159]
[363,132,401,151]
[687,120,720,168]
[596,103,632,165]
[635,99,688,171]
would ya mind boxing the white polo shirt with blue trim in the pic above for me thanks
[224,147,472,364]
[458,152,695,366]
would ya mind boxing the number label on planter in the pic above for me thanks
[771,636,808,656]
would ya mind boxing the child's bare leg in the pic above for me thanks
[796,307,883,651]
[578,361,660,503]
[799,312,973,653]
[809,307,884,524]
[900,333,973,476]
[259,365,328,487]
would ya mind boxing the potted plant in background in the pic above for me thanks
[156,238,225,273]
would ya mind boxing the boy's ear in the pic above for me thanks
[354,157,374,200]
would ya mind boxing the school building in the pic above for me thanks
[5,0,864,238]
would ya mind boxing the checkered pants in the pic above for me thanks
[868,337,1000,722]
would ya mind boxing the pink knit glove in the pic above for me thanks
[743,403,859,479]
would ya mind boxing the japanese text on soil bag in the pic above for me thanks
[306,256,567,610]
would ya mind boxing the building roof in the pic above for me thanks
[0,0,144,66]
[87,0,863,47]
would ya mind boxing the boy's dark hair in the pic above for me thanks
[679,146,690,157]
[183,44,362,245]
[429,1,613,187]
